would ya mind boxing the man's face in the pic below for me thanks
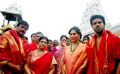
[48,41,52,48]
[52,40,59,47]
[91,18,105,34]
[16,24,28,37]
[31,34,37,42]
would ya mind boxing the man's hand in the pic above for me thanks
[7,62,21,72]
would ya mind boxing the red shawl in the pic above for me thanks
[87,30,120,74]
[0,30,28,74]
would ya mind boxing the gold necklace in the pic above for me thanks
[37,50,45,56]
[70,42,80,52]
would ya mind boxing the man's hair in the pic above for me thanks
[83,35,89,41]
[48,39,52,42]
[36,32,43,37]
[90,15,105,25]
[31,33,36,38]
[17,20,29,28]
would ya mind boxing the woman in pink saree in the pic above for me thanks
[53,35,68,74]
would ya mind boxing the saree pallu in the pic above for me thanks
[29,52,53,74]
[53,47,64,74]
[87,30,120,74]
[63,43,88,74]
[0,30,27,74]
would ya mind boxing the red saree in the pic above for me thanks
[0,30,28,74]
[63,43,88,74]
[87,30,120,74]
[29,52,53,74]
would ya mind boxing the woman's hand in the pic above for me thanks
[61,42,67,47]
[24,64,32,74]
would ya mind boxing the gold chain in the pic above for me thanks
[70,42,80,52]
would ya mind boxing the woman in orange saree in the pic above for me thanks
[24,36,57,74]
[61,26,88,74]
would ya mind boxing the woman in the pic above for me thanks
[62,26,88,74]
[24,36,57,74]
[53,35,68,74]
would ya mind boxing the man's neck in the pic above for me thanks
[17,32,24,39]
[95,31,104,38]
[96,33,102,38]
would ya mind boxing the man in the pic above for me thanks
[29,32,43,51]
[0,20,29,74]
[29,33,38,51]
[83,35,90,44]
[52,40,59,47]
[36,32,43,43]
[47,39,53,51]
[51,40,59,54]
[87,15,120,74]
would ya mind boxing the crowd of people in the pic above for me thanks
[0,14,120,74]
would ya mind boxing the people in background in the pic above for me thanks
[29,33,38,51]
[51,39,59,54]
[53,35,68,74]
[47,39,53,51]
[83,35,90,44]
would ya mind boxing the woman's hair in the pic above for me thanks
[68,26,82,39]
[38,36,49,44]
[60,35,68,41]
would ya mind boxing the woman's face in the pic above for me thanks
[38,39,47,50]
[60,37,67,45]
[69,29,80,43]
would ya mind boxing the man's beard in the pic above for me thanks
[17,32,24,37]
[95,29,104,35]
[95,26,104,34]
